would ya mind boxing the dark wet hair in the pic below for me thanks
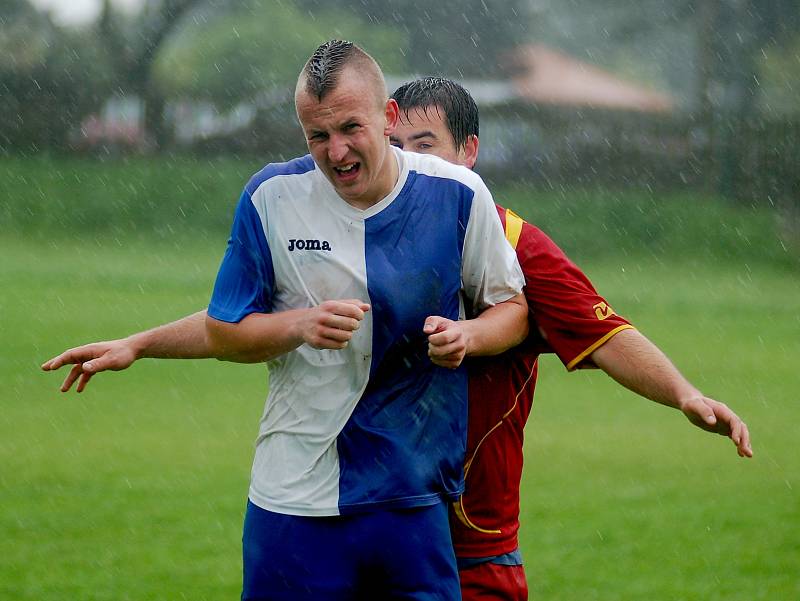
[391,77,479,150]
[302,40,383,102]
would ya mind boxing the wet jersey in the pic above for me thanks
[451,206,634,558]
[208,147,524,517]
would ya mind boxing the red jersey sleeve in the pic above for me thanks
[498,206,635,371]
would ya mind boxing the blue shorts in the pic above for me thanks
[242,500,461,601]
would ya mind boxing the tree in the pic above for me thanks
[523,0,798,200]
[97,0,204,149]
[689,0,799,197]
[0,0,114,152]
[149,0,409,156]
[293,0,529,77]
[155,1,408,109]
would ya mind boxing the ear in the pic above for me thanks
[384,98,399,136]
[462,134,479,169]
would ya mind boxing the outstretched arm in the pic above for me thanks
[590,328,753,458]
[41,310,212,392]
[425,292,529,369]
[43,299,373,392]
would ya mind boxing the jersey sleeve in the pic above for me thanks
[207,190,275,323]
[507,212,634,371]
[461,179,525,314]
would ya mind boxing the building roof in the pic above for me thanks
[506,44,674,113]
[387,44,675,114]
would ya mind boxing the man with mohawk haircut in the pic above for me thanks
[44,40,529,600]
[209,41,529,600]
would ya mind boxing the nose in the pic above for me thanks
[327,134,348,163]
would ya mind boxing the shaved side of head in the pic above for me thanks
[295,40,387,109]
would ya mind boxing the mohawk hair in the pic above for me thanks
[302,40,358,102]
[391,77,479,151]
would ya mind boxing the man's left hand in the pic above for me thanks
[680,395,753,458]
[424,316,468,369]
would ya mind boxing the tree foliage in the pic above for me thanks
[96,0,204,148]
[518,0,799,202]
[155,0,408,108]
[0,0,114,151]
[757,33,800,115]
[293,0,528,77]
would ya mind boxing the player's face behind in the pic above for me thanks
[390,105,479,170]
[296,67,400,210]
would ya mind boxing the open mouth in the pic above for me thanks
[333,162,361,181]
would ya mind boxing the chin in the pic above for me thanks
[339,190,365,204]
[335,181,364,198]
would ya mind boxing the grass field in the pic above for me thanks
[2,158,799,599]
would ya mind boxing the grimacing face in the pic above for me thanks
[296,67,400,210]
[389,105,478,169]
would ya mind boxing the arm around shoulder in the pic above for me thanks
[425,292,529,369]
[462,292,529,356]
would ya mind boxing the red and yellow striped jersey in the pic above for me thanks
[451,204,634,558]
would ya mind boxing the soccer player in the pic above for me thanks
[44,41,529,600]
[388,77,752,601]
[42,70,753,599]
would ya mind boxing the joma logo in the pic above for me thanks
[288,239,332,251]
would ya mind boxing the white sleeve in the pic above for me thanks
[461,178,524,314]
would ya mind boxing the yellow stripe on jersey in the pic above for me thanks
[453,497,501,534]
[504,209,524,250]
[452,358,538,534]
[565,324,636,371]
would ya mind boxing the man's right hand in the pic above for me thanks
[205,300,371,363]
[297,300,371,350]
[41,339,139,393]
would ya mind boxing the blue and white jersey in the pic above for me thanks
[209,146,524,517]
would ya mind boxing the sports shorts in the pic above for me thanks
[459,560,528,601]
[241,499,461,601]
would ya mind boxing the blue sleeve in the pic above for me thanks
[208,190,275,323]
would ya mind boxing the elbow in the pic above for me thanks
[205,312,279,364]
[205,314,238,361]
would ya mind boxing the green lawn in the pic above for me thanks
[523,257,800,600]
[1,167,798,599]
[1,235,258,600]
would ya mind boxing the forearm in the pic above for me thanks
[463,293,529,357]
[127,310,213,360]
[207,299,369,363]
[205,310,307,363]
[130,308,307,364]
[590,328,700,409]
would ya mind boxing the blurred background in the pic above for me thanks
[2,1,798,599]
[4,0,799,212]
